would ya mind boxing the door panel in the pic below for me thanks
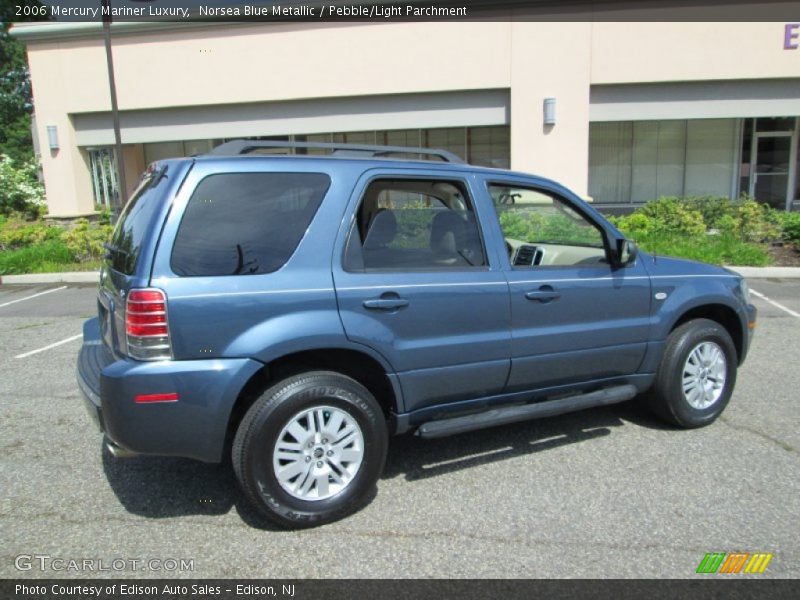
[505,266,651,391]
[482,178,652,393]
[332,170,512,414]
[335,272,511,412]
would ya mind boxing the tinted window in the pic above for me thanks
[353,180,486,270]
[107,166,168,275]
[171,172,330,276]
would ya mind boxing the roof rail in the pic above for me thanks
[206,140,466,164]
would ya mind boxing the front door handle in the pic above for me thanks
[525,286,561,303]
[363,296,410,311]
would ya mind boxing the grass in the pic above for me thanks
[0,239,100,275]
[633,233,771,267]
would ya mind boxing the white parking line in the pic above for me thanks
[14,334,83,359]
[751,289,800,319]
[0,285,67,308]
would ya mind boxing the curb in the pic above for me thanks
[727,266,800,278]
[0,271,99,285]
[2,267,800,285]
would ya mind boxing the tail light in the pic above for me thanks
[126,288,172,361]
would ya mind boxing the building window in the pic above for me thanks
[425,128,467,161]
[140,126,510,171]
[88,147,118,208]
[468,126,510,169]
[589,119,738,204]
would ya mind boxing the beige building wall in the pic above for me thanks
[15,21,800,216]
[510,22,592,196]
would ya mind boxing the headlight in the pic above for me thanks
[739,279,751,305]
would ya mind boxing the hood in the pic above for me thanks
[639,251,740,279]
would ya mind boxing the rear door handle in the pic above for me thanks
[525,286,561,303]
[363,297,410,311]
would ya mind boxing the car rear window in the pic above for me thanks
[106,166,168,275]
[170,172,330,277]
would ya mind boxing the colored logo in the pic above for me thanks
[696,552,773,574]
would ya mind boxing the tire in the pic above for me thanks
[647,318,738,428]
[232,371,388,529]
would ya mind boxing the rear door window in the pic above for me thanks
[171,172,330,277]
[106,167,168,275]
[349,179,486,270]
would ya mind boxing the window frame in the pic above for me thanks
[484,179,615,271]
[343,175,491,274]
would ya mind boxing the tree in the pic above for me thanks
[0,0,48,162]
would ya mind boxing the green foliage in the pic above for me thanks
[0,154,45,217]
[733,197,781,243]
[0,238,77,275]
[0,214,61,249]
[608,195,782,267]
[638,197,706,237]
[681,195,737,228]
[1,3,48,161]
[771,211,800,245]
[607,212,655,238]
[498,209,602,247]
[633,233,770,267]
[94,204,112,225]
[62,218,113,262]
[0,213,111,273]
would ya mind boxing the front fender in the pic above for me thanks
[650,276,747,342]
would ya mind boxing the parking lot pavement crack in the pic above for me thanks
[719,416,797,455]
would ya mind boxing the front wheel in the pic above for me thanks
[232,371,388,528]
[647,318,738,428]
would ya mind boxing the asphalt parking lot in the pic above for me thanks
[1,279,798,579]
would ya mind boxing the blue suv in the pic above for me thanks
[77,140,756,528]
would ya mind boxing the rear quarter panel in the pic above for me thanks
[149,158,361,362]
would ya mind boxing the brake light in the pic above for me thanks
[126,288,172,360]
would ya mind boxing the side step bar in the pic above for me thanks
[416,384,638,439]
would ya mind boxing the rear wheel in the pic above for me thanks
[647,319,737,428]
[232,371,388,528]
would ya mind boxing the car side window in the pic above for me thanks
[171,172,330,276]
[349,179,486,270]
[489,184,607,268]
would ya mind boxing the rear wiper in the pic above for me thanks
[102,242,129,260]
[233,244,259,275]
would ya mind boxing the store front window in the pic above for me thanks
[590,117,799,210]
[588,119,739,205]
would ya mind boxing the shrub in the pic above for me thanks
[638,197,706,237]
[62,218,113,262]
[606,196,778,266]
[0,155,46,219]
[733,198,781,243]
[682,196,737,229]
[0,214,62,250]
[772,211,800,245]
[608,212,656,238]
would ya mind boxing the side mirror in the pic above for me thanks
[615,239,638,267]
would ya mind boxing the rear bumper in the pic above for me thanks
[77,317,263,463]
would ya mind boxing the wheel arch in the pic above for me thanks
[224,347,402,454]
[668,303,744,364]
